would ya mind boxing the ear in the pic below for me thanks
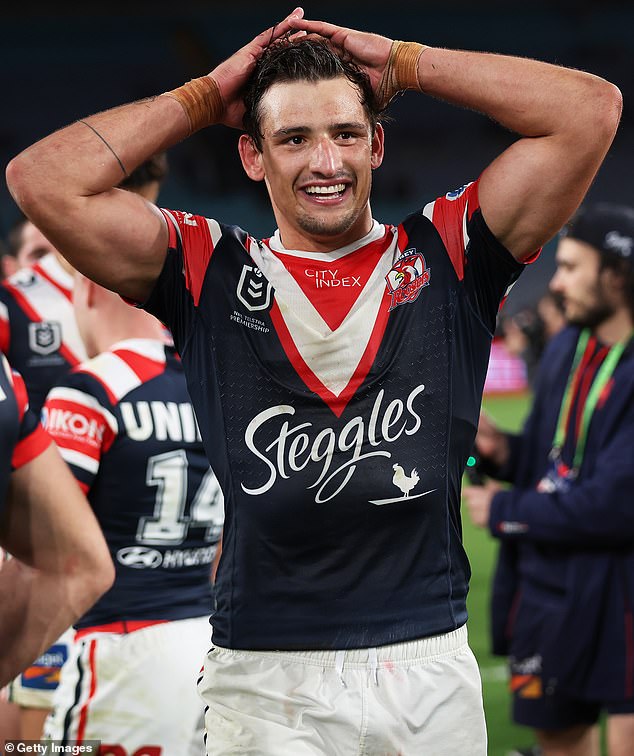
[238,135,265,182]
[0,255,18,279]
[370,123,385,171]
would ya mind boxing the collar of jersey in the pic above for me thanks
[266,220,385,261]
[108,338,167,362]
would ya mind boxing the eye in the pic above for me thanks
[286,135,305,145]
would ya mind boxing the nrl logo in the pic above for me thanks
[237,264,273,312]
[385,250,431,311]
[28,321,62,355]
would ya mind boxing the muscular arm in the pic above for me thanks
[288,18,622,261]
[0,443,114,687]
[417,48,622,260]
[6,9,305,303]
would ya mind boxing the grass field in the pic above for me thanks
[463,393,535,756]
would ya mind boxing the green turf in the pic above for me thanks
[463,394,537,756]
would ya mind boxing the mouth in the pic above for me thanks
[301,182,349,202]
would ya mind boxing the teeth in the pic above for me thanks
[305,184,346,195]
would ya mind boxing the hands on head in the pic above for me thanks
[210,9,424,129]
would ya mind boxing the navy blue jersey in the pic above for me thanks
[144,181,525,650]
[489,327,634,701]
[0,254,87,414]
[0,354,51,514]
[43,339,224,627]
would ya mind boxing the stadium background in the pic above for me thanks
[2,2,631,752]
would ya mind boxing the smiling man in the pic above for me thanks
[5,8,622,754]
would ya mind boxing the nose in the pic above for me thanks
[550,269,563,294]
[309,137,342,176]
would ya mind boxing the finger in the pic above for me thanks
[256,7,305,45]
[287,18,347,39]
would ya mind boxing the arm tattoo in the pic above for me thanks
[77,119,128,178]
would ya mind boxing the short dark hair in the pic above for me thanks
[563,203,634,317]
[119,153,168,190]
[242,37,382,150]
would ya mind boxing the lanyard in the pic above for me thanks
[552,329,629,472]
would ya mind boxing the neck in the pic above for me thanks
[594,307,634,345]
[94,316,167,356]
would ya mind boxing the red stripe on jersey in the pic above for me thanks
[161,209,215,307]
[11,370,29,424]
[2,282,83,367]
[430,181,480,281]
[12,426,52,470]
[396,223,410,254]
[275,228,393,332]
[76,639,98,743]
[269,294,392,418]
[112,348,165,384]
[0,311,10,353]
[32,262,73,302]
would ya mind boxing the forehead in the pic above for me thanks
[556,237,600,267]
[258,76,369,133]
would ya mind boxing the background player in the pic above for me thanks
[5,8,622,753]
[464,204,634,756]
[42,275,223,754]
[5,155,168,740]
[0,355,113,685]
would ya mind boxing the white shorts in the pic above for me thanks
[45,616,211,756]
[10,627,74,709]
[199,624,487,755]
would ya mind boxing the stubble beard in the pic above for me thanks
[296,204,362,240]
[566,280,616,330]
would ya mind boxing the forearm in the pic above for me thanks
[418,47,618,139]
[8,95,189,223]
[0,558,99,687]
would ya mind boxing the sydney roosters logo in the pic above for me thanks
[385,250,431,311]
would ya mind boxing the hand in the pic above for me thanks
[210,7,306,129]
[475,412,509,469]
[287,16,394,100]
[463,480,503,528]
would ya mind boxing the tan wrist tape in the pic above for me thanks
[377,41,427,108]
[161,76,224,134]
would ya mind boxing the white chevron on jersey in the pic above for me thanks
[4,253,87,364]
[59,446,100,475]
[251,222,396,398]
[79,339,166,404]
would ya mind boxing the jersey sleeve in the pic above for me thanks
[423,181,531,334]
[43,373,118,493]
[142,209,223,355]
[4,361,51,470]
[0,288,11,353]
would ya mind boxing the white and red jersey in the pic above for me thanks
[144,181,526,650]
[43,339,223,627]
[0,253,87,414]
[0,354,51,513]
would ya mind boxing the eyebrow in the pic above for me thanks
[269,122,369,139]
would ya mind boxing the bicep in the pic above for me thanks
[30,187,168,303]
[479,134,606,262]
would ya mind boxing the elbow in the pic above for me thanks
[74,546,115,614]
[6,151,41,219]
[589,79,623,148]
